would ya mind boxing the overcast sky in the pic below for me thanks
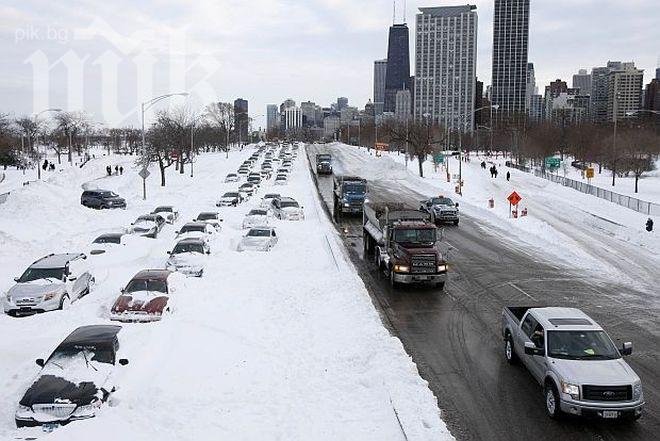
[1,0,658,128]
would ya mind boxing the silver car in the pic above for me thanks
[3,253,94,316]
[237,227,278,252]
[272,197,304,221]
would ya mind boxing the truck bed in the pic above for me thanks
[504,306,534,324]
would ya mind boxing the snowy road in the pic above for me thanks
[307,143,660,441]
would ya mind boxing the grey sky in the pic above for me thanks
[1,0,658,128]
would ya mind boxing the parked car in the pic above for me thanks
[502,306,644,421]
[130,214,165,238]
[272,197,304,220]
[419,196,460,226]
[225,173,239,182]
[237,227,278,252]
[260,170,271,179]
[247,175,262,187]
[274,174,288,185]
[80,190,126,209]
[110,269,176,322]
[151,206,178,224]
[242,209,270,229]
[216,191,244,207]
[237,167,250,175]
[14,325,129,428]
[277,168,290,175]
[3,253,94,316]
[193,212,223,230]
[175,222,216,240]
[261,193,280,209]
[166,238,209,277]
[239,183,256,198]
[89,233,126,255]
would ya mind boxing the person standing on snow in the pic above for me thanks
[506,171,511,181]
[647,218,654,232]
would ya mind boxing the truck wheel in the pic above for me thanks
[504,335,518,364]
[544,383,563,420]
[435,281,445,290]
[454,219,459,226]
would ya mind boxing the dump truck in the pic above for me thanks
[315,153,333,175]
[333,175,367,219]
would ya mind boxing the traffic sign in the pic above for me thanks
[433,154,444,164]
[507,191,522,206]
[139,167,150,180]
[586,167,595,179]
[545,157,560,168]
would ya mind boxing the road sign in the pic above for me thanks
[433,154,444,164]
[375,142,389,151]
[586,167,595,179]
[545,157,561,168]
[507,191,522,206]
[139,167,150,180]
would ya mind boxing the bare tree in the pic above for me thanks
[206,102,234,156]
[384,118,445,177]
[617,128,659,193]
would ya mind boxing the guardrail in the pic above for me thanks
[507,162,660,216]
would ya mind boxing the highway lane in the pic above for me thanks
[306,144,659,441]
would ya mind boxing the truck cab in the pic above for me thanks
[316,153,333,175]
[333,176,367,218]
[502,306,644,421]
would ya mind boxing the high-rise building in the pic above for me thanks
[528,94,544,122]
[266,104,278,133]
[491,0,530,119]
[337,97,348,111]
[414,5,478,132]
[323,115,341,138]
[373,59,387,116]
[395,89,412,121]
[300,101,317,127]
[475,79,484,129]
[284,106,302,130]
[526,62,536,111]
[384,24,411,113]
[572,69,592,95]
[644,79,660,111]
[280,99,296,114]
[591,64,616,123]
[656,67,660,80]
[234,98,249,143]
[606,62,644,122]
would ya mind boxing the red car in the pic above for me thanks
[110,269,173,322]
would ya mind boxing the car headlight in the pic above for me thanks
[437,264,447,272]
[343,203,350,207]
[633,382,643,400]
[561,380,580,399]
[16,404,31,414]
[394,265,409,273]
[43,291,59,301]
[5,292,11,302]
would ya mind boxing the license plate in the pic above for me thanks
[417,276,430,281]
[602,410,619,419]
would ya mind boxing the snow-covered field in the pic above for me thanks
[0,145,452,440]
[324,143,659,298]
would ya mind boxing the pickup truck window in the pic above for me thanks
[521,314,538,338]
[547,331,621,360]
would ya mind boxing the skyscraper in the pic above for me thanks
[414,6,478,132]
[373,59,387,116]
[266,104,278,133]
[234,98,249,143]
[606,62,644,122]
[572,69,592,95]
[526,62,536,112]
[384,24,411,113]
[395,89,412,121]
[491,0,530,119]
[337,97,348,111]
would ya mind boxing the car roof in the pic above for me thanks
[182,222,208,228]
[96,233,123,240]
[249,227,274,232]
[279,197,297,202]
[531,307,602,331]
[57,325,121,350]
[177,237,206,245]
[31,253,84,269]
[264,194,280,198]
[154,205,174,210]
[132,268,172,281]
[198,211,219,217]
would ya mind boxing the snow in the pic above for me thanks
[0,145,452,440]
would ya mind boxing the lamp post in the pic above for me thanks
[33,108,62,179]
[140,92,188,199]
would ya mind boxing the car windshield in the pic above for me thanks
[93,235,121,244]
[430,197,454,206]
[249,210,267,216]
[180,225,205,233]
[197,213,217,221]
[19,267,66,283]
[125,278,167,294]
[547,331,621,360]
[154,207,172,212]
[49,346,113,367]
[281,201,299,208]
[227,174,236,177]
[344,183,366,195]
[100,191,118,198]
[393,228,436,244]
[247,229,271,237]
[265,194,279,199]
[172,243,204,254]
[223,193,239,198]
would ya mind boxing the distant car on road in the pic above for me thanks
[130,214,165,239]
[237,227,278,252]
[166,238,209,277]
[193,212,223,230]
[419,196,460,226]
[242,208,270,229]
[80,190,126,209]
[175,222,216,240]
[261,193,280,209]
[151,206,178,224]
[274,174,288,185]
[216,191,244,207]
[110,269,175,322]
[14,325,129,428]
[247,175,262,187]
[272,197,304,220]
[239,182,256,198]
[3,253,94,316]
[225,173,239,182]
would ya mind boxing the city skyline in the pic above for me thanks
[1,0,659,128]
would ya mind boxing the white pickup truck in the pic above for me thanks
[502,306,644,421]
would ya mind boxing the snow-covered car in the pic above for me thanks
[151,206,178,224]
[130,218,160,239]
[224,173,239,183]
[274,174,288,185]
[242,209,270,229]
[247,175,262,187]
[277,168,290,175]
[239,183,256,198]
[216,191,244,207]
[272,197,304,220]
[89,233,126,255]
[14,325,129,428]
[260,170,271,179]
[237,167,250,175]
[261,193,280,209]
[237,227,278,252]
[166,238,210,277]
[175,222,216,240]
[261,164,273,172]
[193,212,223,230]
[4,253,94,316]
[110,269,177,322]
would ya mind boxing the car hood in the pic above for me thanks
[106,197,125,203]
[219,196,238,202]
[132,221,157,232]
[21,375,100,407]
[432,204,457,212]
[244,215,268,224]
[342,193,365,202]
[553,358,640,385]
[8,279,64,298]
[112,292,168,314]
[168,253,205,266]
[240,237,269,247]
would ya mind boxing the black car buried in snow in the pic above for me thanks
[15,325,129,428]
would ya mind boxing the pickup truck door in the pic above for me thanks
[519,314,546,381]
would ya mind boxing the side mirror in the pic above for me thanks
[166,251,171,255]
[205,251,211,255]
[118,358,129,366]
[621,342,633,356]
[524,341,545,356]
[68,276,77,282]
[455,203,459,208]
[36,358,45,367]
[174,231,179,234]
[14,277,19,282]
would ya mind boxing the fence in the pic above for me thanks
[507,163,660,216]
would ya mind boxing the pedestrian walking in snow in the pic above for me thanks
[506,171,511,181]
[42,160,49,171]
[106,165,112,176]
[647,218,654,232]
[114,165,119,175]
[119,166,124,175]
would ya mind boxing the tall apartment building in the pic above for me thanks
[337,97,348,111]
[491,0,530,119]
[373,59,388,116]
[572,69,592,95]
[384,24,411,113]
[644,78,660,111]
[395,89,412,121]
[266,104,279,133]
[234,98,249,142]
[279,99,296,114]
[300,101,318,127]
[414,5,478,132]
[606,62,644,122]
[526,62,537,112]
[528,94,544,122]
